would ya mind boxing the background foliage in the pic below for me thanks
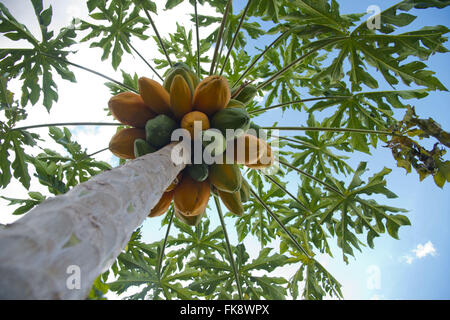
[0,0,449,300]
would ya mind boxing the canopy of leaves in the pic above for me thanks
[1,0,449,300]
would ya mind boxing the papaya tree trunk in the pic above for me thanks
[0,143,186,300]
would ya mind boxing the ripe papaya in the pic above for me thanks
[231,85,257,105]
[193,75,230,116]
[145,114,178,148]
[138,77,171,115]
[175,208,205,227]
[181,111,210,138]
[166,173,182,192]
[226,99,245,109]
[218,189,244,216]
[109,128,146,159]
[108,92,157,128]
[210,107,250,138]
[209,163,242,193]
[169,74,193,119]
[239,179,251,203]
[231,134,267,165]
[174,175,210,217]
[134,138,157,158]
[148,190,174,218]
[246,142,274,169]
[187,163,209,182]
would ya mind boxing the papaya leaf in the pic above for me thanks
[0,1,77,111]
[79,0,150,70]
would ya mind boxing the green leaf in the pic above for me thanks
[165,0,184,10]
[80,0,150,70]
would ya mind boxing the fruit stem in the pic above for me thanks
[231,30,290,89]
[209,0,233,75]
[220,0,253,76]
[249,96,349,115]
[158,208,174,279]
[263,126,399,136]
[39,52,138,93]
[214,195,243,300]
[194,0,201,77]
[262,173,309,212]
[124,36,163,82]
[141,7,173,67]
[75,147,110,163]
[278,160,345,197]
[256,37,345,91]
[249,187,311,258]
[12,122,121,131]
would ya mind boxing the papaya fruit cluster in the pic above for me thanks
[108,62,274,226]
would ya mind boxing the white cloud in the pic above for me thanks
[413,241,436,259]
[402,255,414,265]
[400,241,437,264]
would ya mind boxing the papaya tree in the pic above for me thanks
[0,0,449,300]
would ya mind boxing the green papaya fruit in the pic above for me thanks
[164,68,194,94]
[226,99,245,109]
[231,85,257,105]
[187,163,209,182]
[218,189,244,216]
[145,114,178,148]
[134,138,157,158]
[163,63,200,93]
[211,107,250,138]
[209,163,242,193]
[239,179,251,203]
[175,208,205,226]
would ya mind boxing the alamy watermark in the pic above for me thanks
[66,265,81,290]
[367,5,381,30]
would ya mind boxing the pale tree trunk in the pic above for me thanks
[0,143,186,300]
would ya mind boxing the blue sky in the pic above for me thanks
[0,0,449,299]
[245,1,450,299]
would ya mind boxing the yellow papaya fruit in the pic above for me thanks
[181,111,210,138]
[108,92,157,128]
[209,163,242,193]
[170,74,193,119]
[175,208,205,226]
[246,142,274,169]
[193,75,230,116]
[174,175,210,217]
[148,190,174,218]
[109,128,146,159]
[138,77,171,115]
[166,173,182,192]
[218,189,244,216]
[231,134,267,165]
